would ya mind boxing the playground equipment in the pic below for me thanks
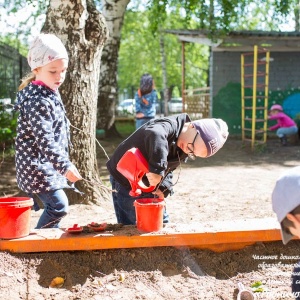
[241,45,270,150]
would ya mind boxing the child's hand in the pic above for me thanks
[152,189,164,199]
[65,165,82,182]
[146,172,162,187]
[136,112,145,119]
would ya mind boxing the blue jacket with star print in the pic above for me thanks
[14,82,74,194]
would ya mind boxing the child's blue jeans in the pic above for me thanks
[110,176,169,225]
[276,126,298,138]
[135,117,153,129]
[35,189,69,229]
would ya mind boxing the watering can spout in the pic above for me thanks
[116,148,156,196]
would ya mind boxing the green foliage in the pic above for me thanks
[1,0,47,47]
[147,0,249,34]
[147,0,299,35]
[115,120,135,137]
[0,35,28,56]
[233,0,296,30]
[251,281,265,293]
[0,110,18,147]
[274,0,292,15]
[118,9,209,98]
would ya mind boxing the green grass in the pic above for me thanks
[115,119,135,137]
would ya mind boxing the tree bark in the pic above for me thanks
[295,3,300,31]
[159,32,169,115]
[42,0,110,204]
[97,0,130,131]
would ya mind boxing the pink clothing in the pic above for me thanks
[32,80,57,91]
[269,112,296,131]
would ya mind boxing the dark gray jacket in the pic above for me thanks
[106,113,190,197]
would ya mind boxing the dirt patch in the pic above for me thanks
[1,137,300,299]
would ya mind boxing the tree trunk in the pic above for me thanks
[159,32,169,115]
[97,0,130,132]
[42,0,110,204]
[295,3,300,31]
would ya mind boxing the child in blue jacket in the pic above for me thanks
[135,73,157,129]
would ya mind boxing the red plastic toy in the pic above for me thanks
[66,224,83,234]
[116,147,156,196]
[88,222,107,232]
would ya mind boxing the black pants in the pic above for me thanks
[292,263,300,299]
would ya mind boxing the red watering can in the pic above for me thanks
[116,147,156,196]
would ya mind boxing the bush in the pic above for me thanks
[0,110,17,149]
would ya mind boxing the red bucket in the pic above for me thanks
[0,197,34,239]
[134,198,165,232]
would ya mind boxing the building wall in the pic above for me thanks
[212,51,300,96]
[212,52,241,97]
[212,51,300,135]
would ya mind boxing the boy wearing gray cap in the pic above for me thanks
[272,166,300,297]
[107,113,229,225]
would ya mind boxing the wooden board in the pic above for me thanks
[0,218,290,253]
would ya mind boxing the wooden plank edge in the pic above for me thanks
[0,228,285,253]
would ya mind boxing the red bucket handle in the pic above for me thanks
[0,197,33,208]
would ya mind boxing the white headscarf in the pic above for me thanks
[27,33,68,71]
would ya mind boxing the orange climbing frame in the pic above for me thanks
[0,218,291,253]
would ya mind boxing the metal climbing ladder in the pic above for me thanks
[241,45,270,150]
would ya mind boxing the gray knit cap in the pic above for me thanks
[192,118,229,158]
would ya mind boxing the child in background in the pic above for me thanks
[135,73,157,129]
[14,33,82,229]
[268,104,298,146]
[272,166,300,299]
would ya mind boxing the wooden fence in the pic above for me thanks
[0,42,28,102]
[184,87,210,119]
